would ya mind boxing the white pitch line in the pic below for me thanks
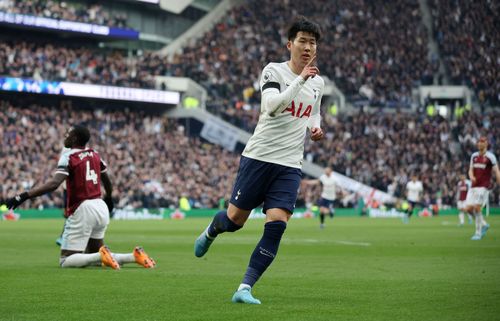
[334,240,372,247]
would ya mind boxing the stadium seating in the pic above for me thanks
[430,0,499,107]
[1,0,129,28]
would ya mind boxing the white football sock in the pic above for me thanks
[238,283,252,291]
[60,253,101,268]
[458,212,465,225]
[480,215,488,226]
[113,253,135,264]
[475,214,483,236]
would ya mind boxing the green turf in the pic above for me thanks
[0,216,499,321]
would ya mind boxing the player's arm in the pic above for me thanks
[493,164,500,185]
[6,173,66,209]
[308,81,324,141]
[302,178,321,185]
[101,172,114,213]
[262,58,319,115]
[468,154,476,183]
[468,164,475,184]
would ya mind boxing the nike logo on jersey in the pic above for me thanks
[313,88,319,99]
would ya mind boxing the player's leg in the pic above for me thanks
[233,208,290,305]
[329,200,335,219]
[478,190,490,236]
[195,156,266,257]
[56,220,66,246]
[471,205,483,240]
[319,206,327,228]
[87,238,156,268]
[233,166,300,304]
[194,204,248,258]
[59,202,102,268]
[458,207,465,226]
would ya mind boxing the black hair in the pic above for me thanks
[287,16,321,42]
[71,125,90,146]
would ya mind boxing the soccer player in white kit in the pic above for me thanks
[304,167,337,228]
[405,175,423,221]
[466,136,500,240]
[194,17,324,304]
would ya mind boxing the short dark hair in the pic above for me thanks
[71,125,90,146]
[287,16,321,42]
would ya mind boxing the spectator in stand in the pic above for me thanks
[1,0,130,28]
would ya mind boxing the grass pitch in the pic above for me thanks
[0,216,499,321]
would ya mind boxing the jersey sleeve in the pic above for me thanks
[487,152,497,166]
[260,63,283,94]
[308,79,324,129]
[260,63,306,115]
[55,150,71,176]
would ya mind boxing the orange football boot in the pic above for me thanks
[99,245,121,270]
[134,246,156,268]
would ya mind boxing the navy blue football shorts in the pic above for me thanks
[317,197,336,209]
[230,156,302,214]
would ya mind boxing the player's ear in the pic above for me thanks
[287,40,292,51]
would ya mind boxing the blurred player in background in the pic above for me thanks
[404,175,423,222]
[194,16,324,304]
[303,167,337,228]
[466,136,500,240]
[6,125,155,269]
[456,174,472,226]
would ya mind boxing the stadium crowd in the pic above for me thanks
[0,0,129,28]
[0,42,156,88]
[430,0,499,107]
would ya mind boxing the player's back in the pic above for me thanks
[61,148,106,216]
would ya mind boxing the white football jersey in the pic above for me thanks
[242,62,324,168]
[406,180,423,202]
[320,174,337,200]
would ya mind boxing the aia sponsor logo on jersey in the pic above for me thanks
[282,100,312,118]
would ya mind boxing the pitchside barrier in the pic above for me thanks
[2,207,499,220]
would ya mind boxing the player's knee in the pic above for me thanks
[215,210,243,232]
[264,221,287,239]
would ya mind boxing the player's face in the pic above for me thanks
[477,140,487,151]
[288,31,317,67]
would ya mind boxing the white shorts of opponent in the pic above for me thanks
[465,187,489,208]
[61,199,110,251]
[456,200,466,210]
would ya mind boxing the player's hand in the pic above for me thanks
[6,192,29,210]
[470,176,476,184]
[104,195,114,214]
[310,127,324,141]
[301,55,319,80]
